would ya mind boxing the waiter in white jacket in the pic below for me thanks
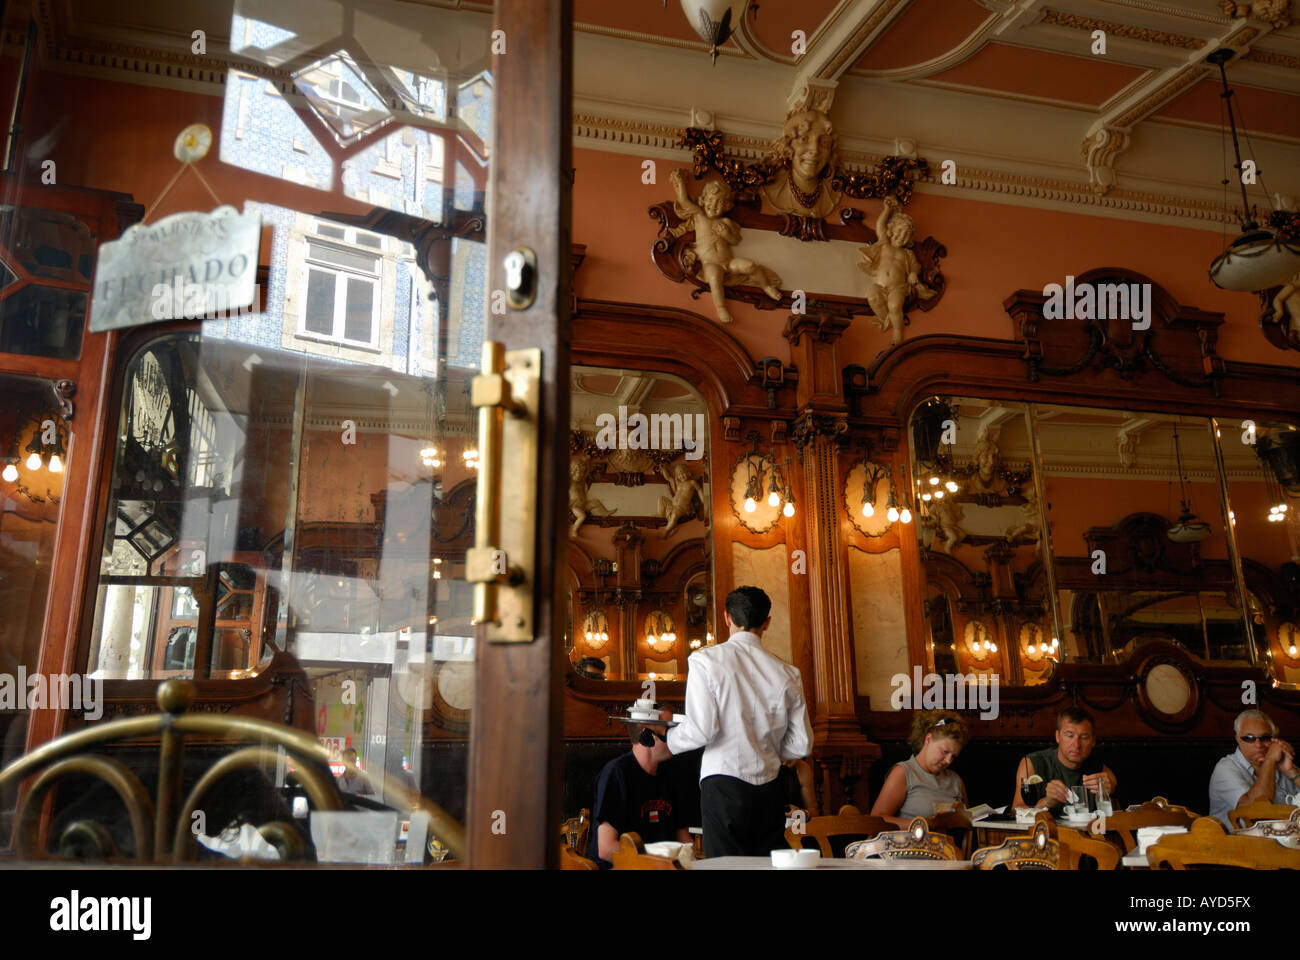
[666,585,813,857]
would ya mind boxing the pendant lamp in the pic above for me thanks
[1206,49,1300,291]
[678,0,749,63]
[1167,424,1211,543]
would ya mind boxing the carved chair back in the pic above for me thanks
[844,817,959,862]
[1099,797,1197,850]
[785,812,892,858]
[1227,800,1298,830]
[927,809,975,858]
[562,808,591,851]
[972,819,1060,870]
[1147,816,1300,869]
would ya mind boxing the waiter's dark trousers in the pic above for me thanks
[700,774,787,857]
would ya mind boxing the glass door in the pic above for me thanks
[5,0,569,868]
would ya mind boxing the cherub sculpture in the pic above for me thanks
[858,195,935,346]
[670,169,782,325]
[570,454,611,537]
[657,460,706,539]
[1005,486,1040,546]
[929,496,966,555]
[1271,272,1300,339]
[968,426,1001,493]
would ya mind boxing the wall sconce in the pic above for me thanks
[644,609,676,653]
[965,620,995,659]
[582,609,610,652]
[1020,623,1056,662]
[4,413,67,494]
[731,433,793,533]
[886,465,913,525]
[420,445,441,468]
[463,447,480,470]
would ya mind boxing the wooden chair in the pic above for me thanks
[561,808,591,852]
[972,818,1059,870]
[927,809,975,858]
[1147,816,1300,869]
[785,811,892,858]
[1098,797,1197,851]
[1227,799,1298,830]
[610,832,682,870]
[561,844,599,870]
[844,817,959,862]
[1050,819,1120,870]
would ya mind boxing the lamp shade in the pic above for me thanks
[679,0,748,55]
[1167,507,1212,543]
[1209,229,1300,291]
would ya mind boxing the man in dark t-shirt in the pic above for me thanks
[588,715,691,868]
[1011,706,1118,813]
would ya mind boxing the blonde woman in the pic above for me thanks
[871,710,968,827]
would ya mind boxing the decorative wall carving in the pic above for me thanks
[1004,268,1226,394]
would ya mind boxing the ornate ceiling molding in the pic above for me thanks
[573,112,1232,228]
[1039,10,1203,49]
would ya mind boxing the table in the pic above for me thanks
[691,857,973,871]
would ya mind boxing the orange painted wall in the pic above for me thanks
[572,146,1300,373]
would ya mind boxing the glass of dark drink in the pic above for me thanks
[1020,779,1041,806]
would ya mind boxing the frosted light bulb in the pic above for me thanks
[48,454,63,474]
[767,490,781,507]
[1290,644,1297,658]
[26,452,41,470]
[900,508,912,524]
[744,496,757,513]
[862,501,874,517]
[783,501,795,518]
[1,464,16,482]
[887,506,899,523]
[1027,644,1036,655]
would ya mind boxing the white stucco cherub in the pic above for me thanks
[657,460,705,539]
[930,496,966,555]
[670,169,782,325]
[858,195,935,346]
[570,454,611,537]
[1271,272,1300,339]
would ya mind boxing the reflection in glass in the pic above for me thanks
[568,366,713,681]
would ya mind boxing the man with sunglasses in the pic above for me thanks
[1209,709,1300,827]
[588,710,691,868]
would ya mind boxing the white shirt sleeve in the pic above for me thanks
[779,676,813,761]
[667,657,718,755]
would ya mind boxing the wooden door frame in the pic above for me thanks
[465,0,572,869]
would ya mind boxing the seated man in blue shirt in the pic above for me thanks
[587,712,690,868]
[1209,708,1300,827]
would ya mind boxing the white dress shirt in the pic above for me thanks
[666,631,813,786]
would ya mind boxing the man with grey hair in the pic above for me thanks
[1208,709,1300,827]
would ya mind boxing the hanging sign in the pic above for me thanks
[89,205,261,332]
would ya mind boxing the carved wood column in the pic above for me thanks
[783,313,880,811]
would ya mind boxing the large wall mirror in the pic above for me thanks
[566,365,713,683]
[911,397,1300,686]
